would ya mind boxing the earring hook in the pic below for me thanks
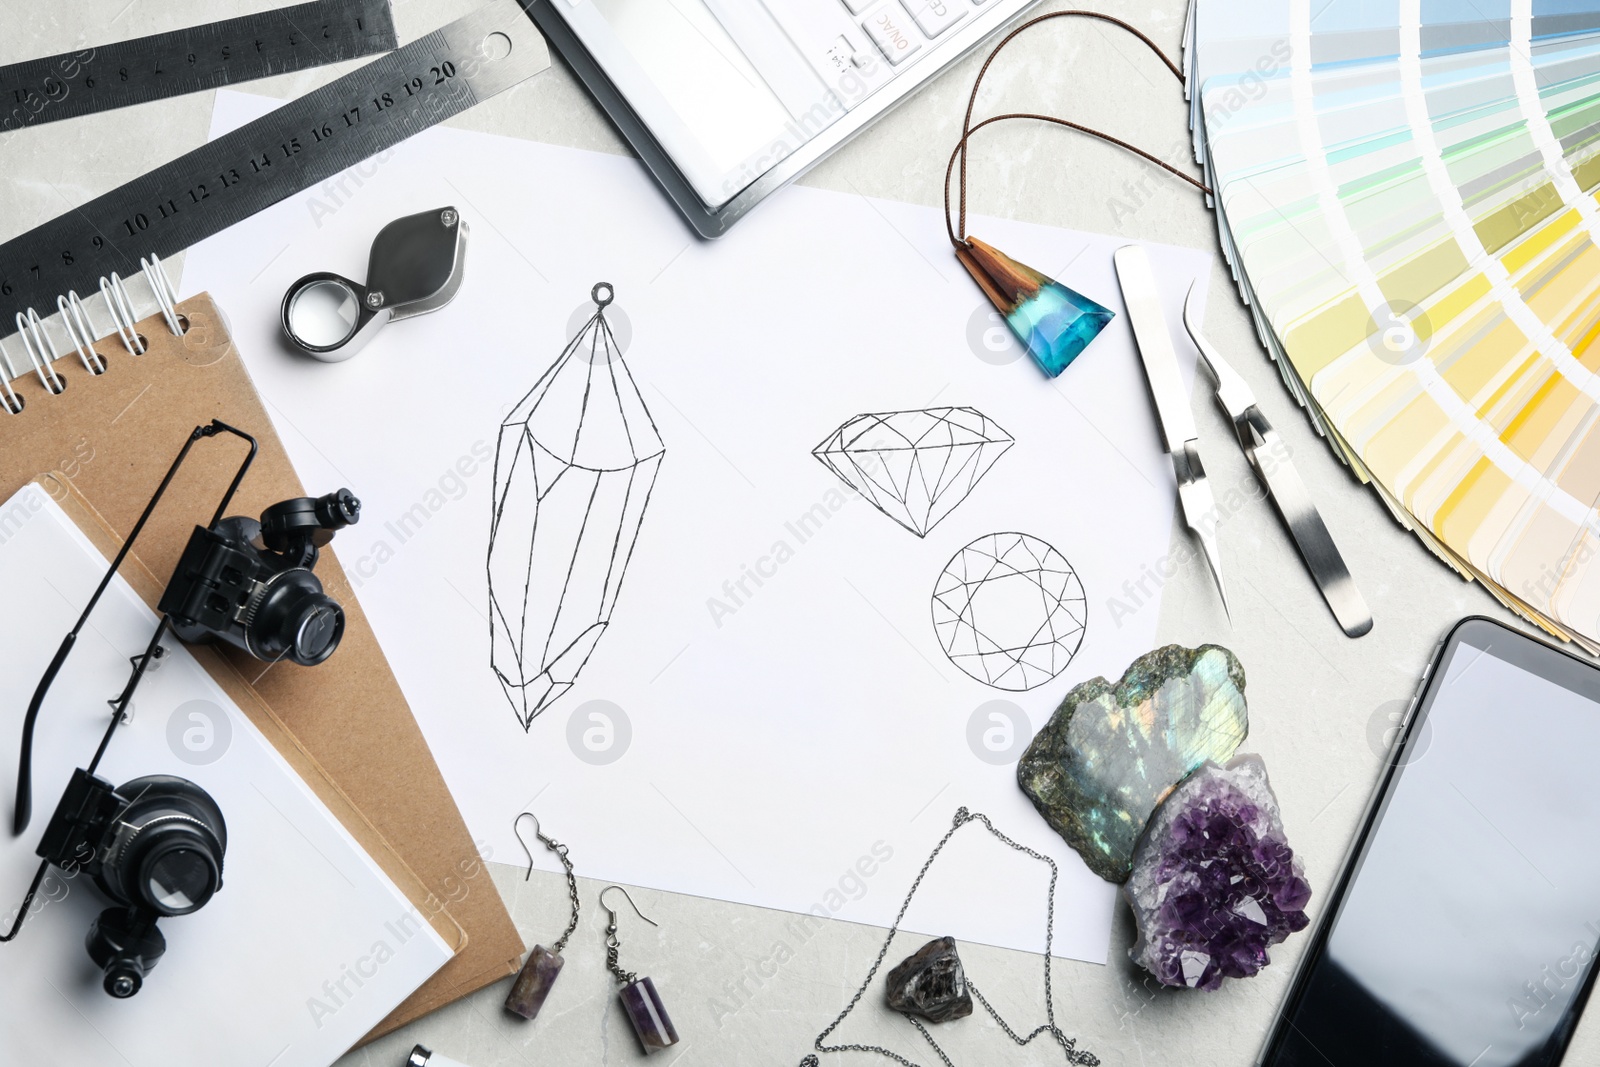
[513,811,550,882]
[600,885,658,927]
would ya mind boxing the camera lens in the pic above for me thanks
[292,598,344,664]
[245,568,346,666]
[96,776,226,918]
[142,844,218,913]
[315,488,361,529]
[86,908,167,998]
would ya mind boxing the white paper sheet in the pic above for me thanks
[0,485,451,1066]
[183,90,1212,964]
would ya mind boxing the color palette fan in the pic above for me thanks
[1187,0,1600,650]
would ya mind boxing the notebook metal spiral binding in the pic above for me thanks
[0,354,18,415]
[16,308,66,395]
[57,290,107,376]
[0,254,185,415]
[101,271,146,355]
[141,254,184,338]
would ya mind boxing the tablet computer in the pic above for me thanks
[1261,616,1600,1065]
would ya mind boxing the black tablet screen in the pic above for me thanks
[1266,621,1600,1066]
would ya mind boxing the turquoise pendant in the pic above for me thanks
[957,236,1114,377]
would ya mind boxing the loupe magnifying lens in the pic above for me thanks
[285,278,362,351]
[280,205,468,362]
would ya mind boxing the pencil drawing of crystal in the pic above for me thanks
[931,533,1086,690]
[813,407,1012,537]
[488,285,664,729]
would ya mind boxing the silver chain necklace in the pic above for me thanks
[801,807,1100,1067]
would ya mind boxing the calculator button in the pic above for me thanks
[904,0,967,37]
[825,34,878,73]
[861,4,924,66]
[839,0,874,13]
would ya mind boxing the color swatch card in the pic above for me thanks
[0,484,452,1066]
[1191,0,1600,649]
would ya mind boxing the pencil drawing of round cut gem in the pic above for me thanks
[931,533,1086,690]
[812,407,1013,537]
[488,287,664,730]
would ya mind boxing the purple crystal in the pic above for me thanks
[1124,755,1311,991]
[620,976,679,1053]
[504,944,564,1020]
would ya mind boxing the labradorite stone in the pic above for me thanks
[1017,644,1248,883]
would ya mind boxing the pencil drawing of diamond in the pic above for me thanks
[931,533,1086,691]
[488,287,664,730]
[812,407,1013,537]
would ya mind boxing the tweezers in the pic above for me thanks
[1181,282,1372,637]
[1112,243,1371,637]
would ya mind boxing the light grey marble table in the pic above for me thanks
[5,2,1592,1065]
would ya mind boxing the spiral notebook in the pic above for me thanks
[0,267,524,1037]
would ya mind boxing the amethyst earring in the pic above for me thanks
[601,886,680,1054]
[503,813,580,1020]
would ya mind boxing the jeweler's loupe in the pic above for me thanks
[281,206,468,362]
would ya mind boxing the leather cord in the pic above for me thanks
[943,9,1212,250]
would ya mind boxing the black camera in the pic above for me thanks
[35,770,227,997]
[159,490,360,666]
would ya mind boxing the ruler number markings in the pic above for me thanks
[0,0,545,322]
[3,56,469,300]
[0,3,391,132]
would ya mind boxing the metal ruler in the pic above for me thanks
[0,0,398,132]
[0,0,548,324]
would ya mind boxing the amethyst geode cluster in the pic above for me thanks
[1124,755,1310,991]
